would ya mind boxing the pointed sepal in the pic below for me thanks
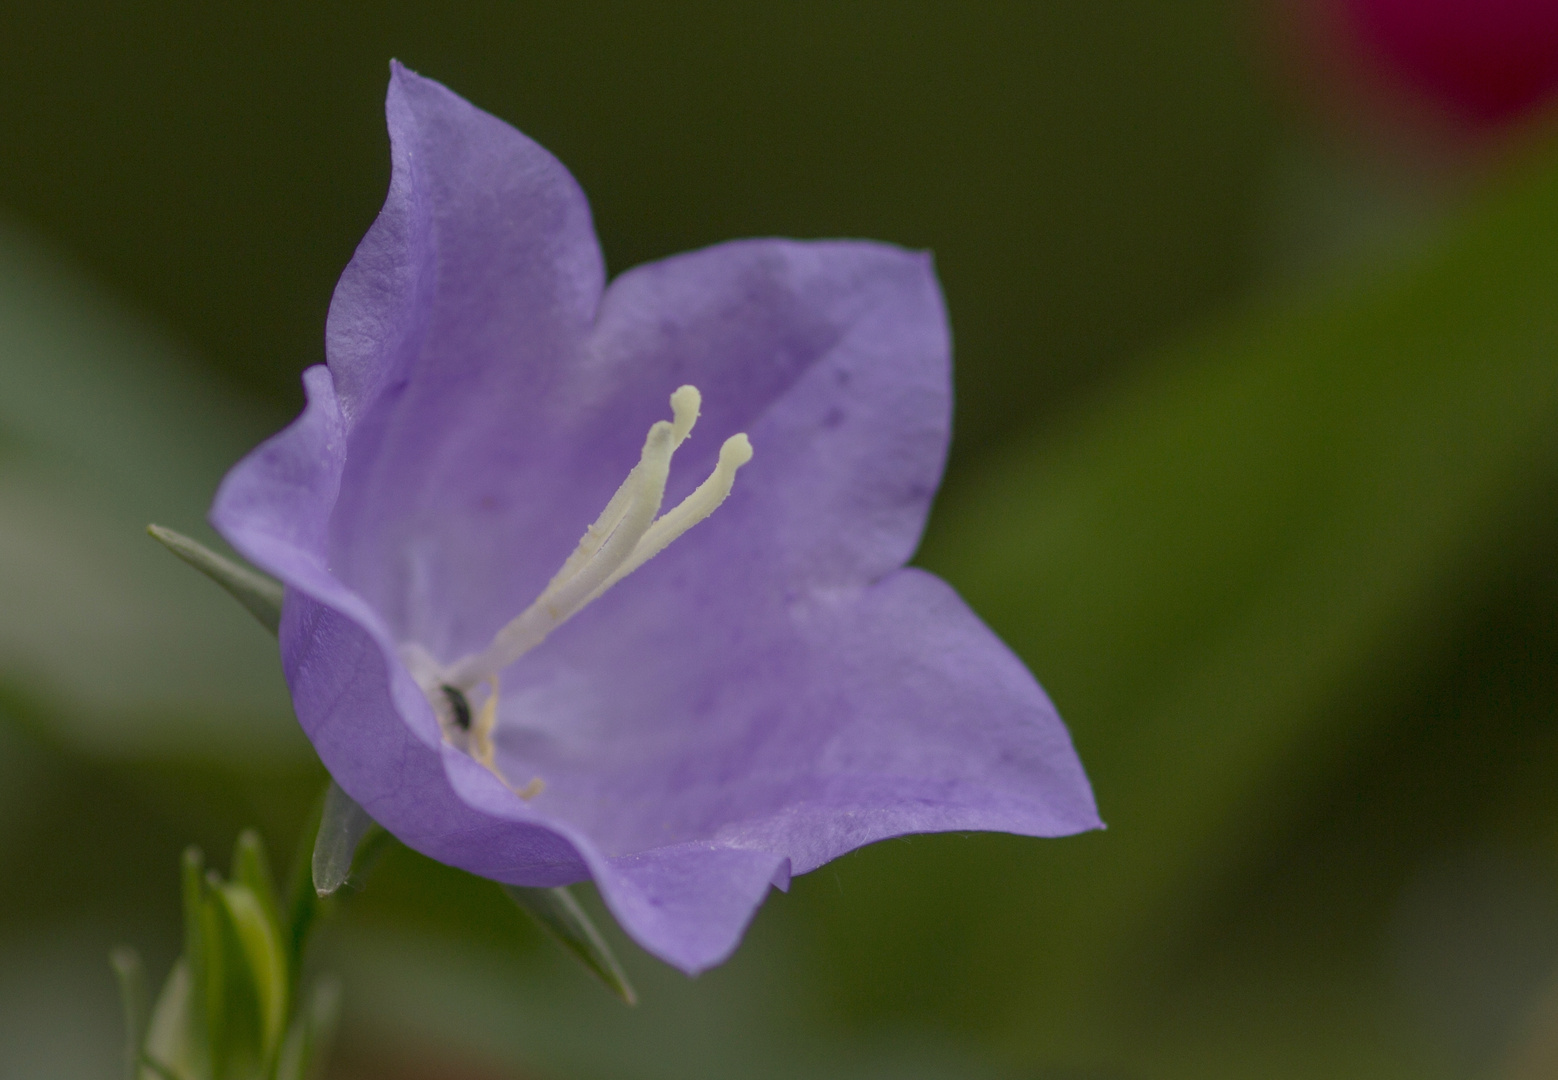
[502,884,638,1005]
[311,781,381,897]
[147,524,283,635]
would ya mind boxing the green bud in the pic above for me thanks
[120,834,342,1080]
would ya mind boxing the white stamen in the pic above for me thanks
[580,432,752,607]
[412,385,749,801]
[545,386,701,592]
[444,418,675,687]
[469,676,501,769]
[440,385,748,693]
[668,384,701,444]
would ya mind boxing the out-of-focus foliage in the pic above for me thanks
[0,222,297,758]
[913,133,1558,1075]
[121,834,339,1080]
[2,2,1557,1079]
[0,0,1272,457]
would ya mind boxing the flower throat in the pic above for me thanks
[401,385,752,793]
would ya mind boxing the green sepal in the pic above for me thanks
[110,946,148,1080]
[147,525,282,636]
[502,884,637,1005]
[311,781,377,898]
[179,847,211,1078]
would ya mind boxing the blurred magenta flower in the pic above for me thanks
[212,63,1098,972]
[1345,0,1558,126]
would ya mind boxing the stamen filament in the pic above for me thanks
[445,415,677,688]
[425,384,751,797]
[581,433,753,607]
[546,386,701,593]
[470,676,500,768]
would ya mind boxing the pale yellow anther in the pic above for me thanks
[669,385,700,445]
[469,676,501,769]
[584,432,753,604]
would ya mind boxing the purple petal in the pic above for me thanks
[442,741,789,971]
[580,237,952,588]
[593,844,790,973]
[282,589,786,972]
[211,368,795,972]
[324,62,606,658]
[496,564,1099,871]
[470,233,1096,859]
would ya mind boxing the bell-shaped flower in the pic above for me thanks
[213,63,1100,973]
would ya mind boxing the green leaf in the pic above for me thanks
[137,1053,183,1080]
[198,871,236,1076]
[201,872,271,1080]
[178,847,210,1078]
[311,781,376,898]
[110,946,148,1080]
[272,976,341,1080]
[146,525,281,636]
[502,884,637,1005]
[214,881,289,1068]
[229,830,280,929]
[141,959,197,1080]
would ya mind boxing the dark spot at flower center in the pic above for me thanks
[441,684,472,731]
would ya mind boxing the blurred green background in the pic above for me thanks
[3,2,1558,1077]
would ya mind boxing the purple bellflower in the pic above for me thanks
[212,63,1100,973]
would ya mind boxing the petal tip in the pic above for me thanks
[388,57,419,84]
